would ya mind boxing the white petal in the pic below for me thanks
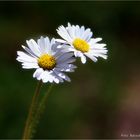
[90,49,108,53]
[55,64,76,72]
[55,39,67,44]
[22,45,38,58]
[73,51,86,64]
[59,72,71,82]
[48,75,54,83]
[55,67,74,72]
[50,38,55,46]
[44,37,52,54]
[67,24,75,39]
[89,43,108,60]
[41,71,51,83]
[33,68,44,80]
[37,70,49,81]
[85,53,98,62]
[58,57,76,65]
[17,51,37,63]
[22,62,39,68]
[92,52,107,59]
[48,38,56,54]
[81,28,92,41]
[84,32,93,42]
[56,63,77,69]
[57,25,73,42]
[37,36,46,53]
[53,77,59,83]
[55,45,74,54]
[53,69,71,82]
[80,26,85,35]
[75,25,81,37]
[26,39,41,57]
[93,43,107,49]
[80,53,87,64]
[57,52,74,63]
[90,38,102,44]
[74,51,82,57]
[52,72,63,83]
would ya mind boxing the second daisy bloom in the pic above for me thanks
[56,23,108,64]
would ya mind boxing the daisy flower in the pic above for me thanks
[56,23,108,64]
[16,36,76,83]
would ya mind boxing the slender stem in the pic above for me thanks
[28,84,54,139]
[22,80,42,139]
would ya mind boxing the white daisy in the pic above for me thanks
[56,23,108,64]
[16,36,77,83]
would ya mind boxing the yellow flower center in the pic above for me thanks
[73,38,89,53]
[38,54,56,70]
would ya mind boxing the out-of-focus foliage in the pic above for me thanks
[0,1,140,139]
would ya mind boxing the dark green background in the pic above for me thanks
[0,1,140,139]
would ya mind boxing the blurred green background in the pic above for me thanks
[0,1,140,139]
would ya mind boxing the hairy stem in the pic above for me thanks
[22,81,42,139]
[29,84,54,139]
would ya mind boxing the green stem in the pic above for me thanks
[22,80,42,140]
[28,84,54,139]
